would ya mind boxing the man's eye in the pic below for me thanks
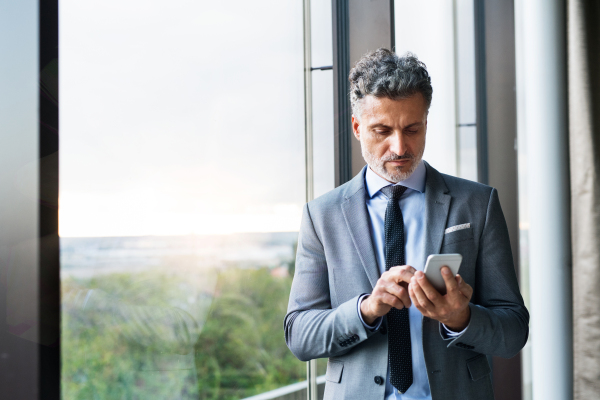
[374,130,388,134]
[406,130,418,134]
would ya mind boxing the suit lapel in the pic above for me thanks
[341,168,380,289]
[423,162,451,257]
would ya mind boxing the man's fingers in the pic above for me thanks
[387,265,416,284]
[414,271,442,304]
[380,292,406,310]
[409,278,434,309]
[398,285,412,308]
[388,265,417,274]
[408,285,428,315]
[374,284,410,310]
[383,282,411,308]
[441,266,459,296]
[456,275,473,299]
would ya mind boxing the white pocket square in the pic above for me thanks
[445,223,471,234]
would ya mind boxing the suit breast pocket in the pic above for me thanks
[442,227,474,247]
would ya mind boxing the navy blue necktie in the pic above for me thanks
[381,184,413,394]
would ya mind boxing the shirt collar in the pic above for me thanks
[365,160,426,198]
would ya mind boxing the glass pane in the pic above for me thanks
[394,0,458,176]
[310,0,333,68]
[458,126,477,182]
[455,0,478,181]
[59,1,306,399]
[312,69,335,200]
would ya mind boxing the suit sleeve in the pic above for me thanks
[444,188,530,358]
[284,204,377,362]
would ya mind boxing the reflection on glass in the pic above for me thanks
[60,0,306,398]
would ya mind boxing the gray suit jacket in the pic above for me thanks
[284,162,529,400]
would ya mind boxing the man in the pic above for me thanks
[284,48,529,400]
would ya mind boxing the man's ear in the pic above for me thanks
[351,115,361,140]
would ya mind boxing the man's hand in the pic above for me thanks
[408,266,473,331]
[360,265,416,325]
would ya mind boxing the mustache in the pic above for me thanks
[380,152,415,162]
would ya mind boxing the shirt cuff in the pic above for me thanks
[357,294,383,331]
[441,323,467,339]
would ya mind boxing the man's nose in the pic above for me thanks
[389,132,406,155]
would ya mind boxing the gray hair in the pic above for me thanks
[349,48,433,119]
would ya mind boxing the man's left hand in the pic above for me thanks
[408,266,473,332]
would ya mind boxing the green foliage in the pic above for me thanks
[195,268,305,399]
[62,267,304,400]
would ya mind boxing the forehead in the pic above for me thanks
[360,94,427,124]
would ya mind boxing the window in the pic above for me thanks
[60,1,307,398]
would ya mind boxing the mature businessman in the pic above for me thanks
[284,49,529,400]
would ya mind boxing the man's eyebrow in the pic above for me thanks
[368,123,393,129]
[368,122,423,129]
[403,122,423,129]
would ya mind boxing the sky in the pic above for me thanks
[59,0,306,237]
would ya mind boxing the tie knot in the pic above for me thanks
[380,185,408,200]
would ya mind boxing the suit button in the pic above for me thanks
[374,376,384,385]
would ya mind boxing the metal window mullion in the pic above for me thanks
[304,0,314,204]
[303,1,318,399]
[452,0,461,177]
[474,0,488,185]
[332,0,351,186]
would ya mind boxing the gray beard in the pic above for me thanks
[361,141,424,183]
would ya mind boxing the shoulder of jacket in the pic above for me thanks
[307,180,353,211]
[439,172,494,198]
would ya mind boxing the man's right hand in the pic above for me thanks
[360,265,417,325]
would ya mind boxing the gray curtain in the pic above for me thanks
[568,0,600,398]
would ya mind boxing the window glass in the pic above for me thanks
[311,69,335,200]
[310,0,333,68]
[394,0,458,176]
[59,1,306,398]
[310,0,334,200]
[394,0,478,181]
[454,0,478,182]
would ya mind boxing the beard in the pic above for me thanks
[361,141,424,183]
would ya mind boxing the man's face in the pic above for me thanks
[352,94,428,183]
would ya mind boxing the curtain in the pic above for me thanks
[568,0,600,398]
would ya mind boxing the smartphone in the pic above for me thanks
[423,254,463,295]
